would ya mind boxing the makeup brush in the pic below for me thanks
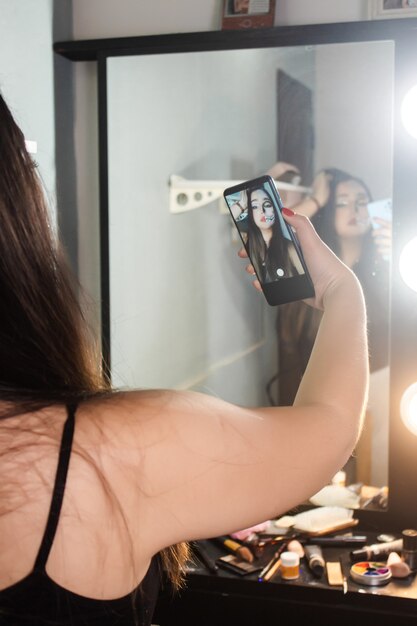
[211,536,254,563]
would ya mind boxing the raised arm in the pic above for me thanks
[285,210,368,426]
[291,170,332,218]
[82,212,368,562]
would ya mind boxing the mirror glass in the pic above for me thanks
[107,40,394,509]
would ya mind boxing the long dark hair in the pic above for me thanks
[0,92,189,588]
[247,186,289,281]
[311,168,376,275]
[0,93,109,416]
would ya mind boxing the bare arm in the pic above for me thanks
[86,213,368,562]
[292,171,331,218]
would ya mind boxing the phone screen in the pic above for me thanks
[367,198,392,228]
[224,175,314,305]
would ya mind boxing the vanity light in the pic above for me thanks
[400,382,417,436]
[401,84,417,140]
[399,236,417,292]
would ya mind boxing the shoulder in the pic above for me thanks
[78,388,234,428]
[69,390,257,554]
[74,389,244,462]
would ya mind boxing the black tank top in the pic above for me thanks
[0,405,160,625]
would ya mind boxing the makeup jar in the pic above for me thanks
[280,551,300,580]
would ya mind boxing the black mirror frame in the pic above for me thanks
[55,18,417,532]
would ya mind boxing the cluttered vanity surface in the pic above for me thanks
[154,507,417,626]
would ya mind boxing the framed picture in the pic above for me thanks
[368,0,417,19]
[221,0,276,30]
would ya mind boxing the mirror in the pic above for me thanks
[106,40,394,509]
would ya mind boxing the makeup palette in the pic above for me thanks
[350,561,392,586]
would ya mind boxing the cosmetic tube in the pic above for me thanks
[402,529,417,572]
[304,545,325,578]
[350,538,403,562]
[312,535,367,547]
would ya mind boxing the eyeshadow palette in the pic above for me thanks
[350,561,392,586]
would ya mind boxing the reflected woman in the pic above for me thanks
[273,167,390,485]
[269,166,391,394]
[232,185,304,284]
[299,168,390,371]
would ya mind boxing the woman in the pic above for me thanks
[275,167,390,406]
[232,185,304,283]
[0,91,368,626]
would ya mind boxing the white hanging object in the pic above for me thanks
[169,174,311,214]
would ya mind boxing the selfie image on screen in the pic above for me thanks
[225,179,305,284]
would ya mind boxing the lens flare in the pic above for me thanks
[399,236,417,292]
[400,382,417,436]
[401,85,417,140]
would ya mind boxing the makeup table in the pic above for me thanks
[153,533,417,626]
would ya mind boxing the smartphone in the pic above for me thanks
[223,174,314,306]
[367,198,392,229]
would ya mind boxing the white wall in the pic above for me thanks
[0,0,56,213]
[72,0,368,39]
[315,40,394,199]
[273,0,367,26]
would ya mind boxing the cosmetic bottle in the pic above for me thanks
[280,551,300,580]
[304,545,325,578]
[350,538,403,562]
[401,529,417,572]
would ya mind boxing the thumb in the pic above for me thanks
[281,207,323,256]
[281,206,352,310]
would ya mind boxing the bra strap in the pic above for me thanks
[33,404,77,572]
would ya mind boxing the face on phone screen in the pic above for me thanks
[224,178,306,286]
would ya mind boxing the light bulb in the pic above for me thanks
[400,382,417,436]
[401,84,417,140]
[399,236,417,292]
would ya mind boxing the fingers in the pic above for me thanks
[245,262,262,291]
[281,207,354,310]
[267,161,299,179]
[245,263,255,276]
[371,219,392,259]
[372,227,391,241]
[281,208,322,251]
[372,217,391,230]
[372,229,391,259]
[237,248,262,292]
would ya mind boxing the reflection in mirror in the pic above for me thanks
[271,41,393,510]
[107,41,393,511]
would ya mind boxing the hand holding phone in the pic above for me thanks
[224,175,314,306]
[238,197,363,314]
